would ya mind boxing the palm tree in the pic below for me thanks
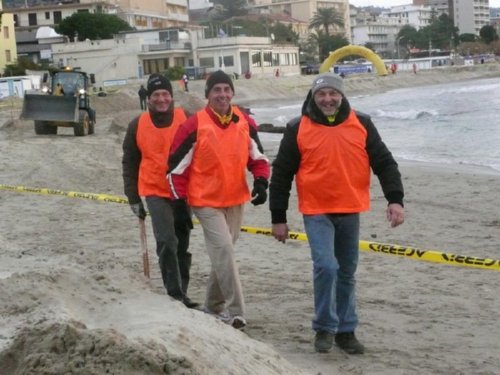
[308,7,344,35]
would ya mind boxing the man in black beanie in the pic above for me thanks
[122,73,199,309]
[167,70,270,329]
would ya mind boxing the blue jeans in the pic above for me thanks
[303,213,360,334]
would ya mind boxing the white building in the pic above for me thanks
[50,29,300,85]
[379,4,434,30]
[351,19,403,58]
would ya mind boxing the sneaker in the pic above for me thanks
[335,332,365,354]
[314,331,334,353]
[230,316,247,330]
[182,297,200,309]
[202,307,232,323]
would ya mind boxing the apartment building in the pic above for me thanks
[421,0,491,35]
[1,3,18,75]
[352,20,402,58]
[247,0,352,42]
[451,0,490,35]
[380,4,434,29]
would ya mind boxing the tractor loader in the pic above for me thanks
[21,67,97,136]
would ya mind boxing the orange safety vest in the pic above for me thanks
[296,111,371,214]
[137,108,186,198]
[187,107,251,207]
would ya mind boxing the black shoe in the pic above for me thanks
[314,331,334,353]
[335,332,365,354]
[182,297,200,309]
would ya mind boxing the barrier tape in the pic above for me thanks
[2,184,499,271]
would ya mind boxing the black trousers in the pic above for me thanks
[145,196,192,299]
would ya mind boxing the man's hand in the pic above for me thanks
[272,223,289,243]
[386,203,405,228]
[130,202,147,220]
[251,178,268,206]
[173,199,193,230]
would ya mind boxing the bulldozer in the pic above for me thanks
[21,67,97,136]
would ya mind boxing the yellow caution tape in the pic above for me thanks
[1,184,498,271]
[239,227,500,272]
[0,184,128,204]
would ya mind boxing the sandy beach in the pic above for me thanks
[1,65,499,374]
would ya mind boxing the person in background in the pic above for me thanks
[138,84,148,111]
[182,73,189,92]
[122,74,199,309]
[270,72,405,354]
[168,70,270,330]
[54,82,64,96]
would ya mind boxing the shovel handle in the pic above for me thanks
[139,218,150,279]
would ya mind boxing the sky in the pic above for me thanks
[349,0,500,8]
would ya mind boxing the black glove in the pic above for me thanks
[130,201,147,220]
[173,199,193,230]
[251,178,268,206]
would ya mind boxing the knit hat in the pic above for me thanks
[147,73,173,97]
[205,70,234,98]
[311,73,344,96]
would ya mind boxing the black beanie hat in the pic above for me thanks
[147,73,173,97]
[205,70,234,98]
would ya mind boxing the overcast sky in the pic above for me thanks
[349,0,500,8]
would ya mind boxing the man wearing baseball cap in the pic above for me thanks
[168,70,270,330]
[270,72,405,354]
[122,73,198,309]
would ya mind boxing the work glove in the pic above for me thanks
[130,201,147,220]
[173,199,193,230]
[251,177,268,206]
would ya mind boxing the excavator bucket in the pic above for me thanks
[20,94,79,122]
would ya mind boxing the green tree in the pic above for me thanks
[309,31,348,62]
[479,25,499,44]
[308,8,344,35]
[418,13,458,51]
[459,33,477,43]
[212,0,247,18]
[56,13,132,41]
[3,57,43,76]
[270,22,299,44]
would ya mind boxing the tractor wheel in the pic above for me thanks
[74,111,90,136]
[88,120,95,135]
[34,121,57,135]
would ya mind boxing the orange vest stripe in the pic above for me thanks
[296,111,371,214]
[188,107,251,207]
[137,108,186,198]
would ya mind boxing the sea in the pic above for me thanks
[252,76,500,172]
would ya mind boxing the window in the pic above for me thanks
[13,14,19,27]
[28,13,37,26]
[53,11,62,24]
[3,26,9,39]
[174,57,185,67]
[6,50,12,63]
[219,55,234,67]
[45,12,50,20]
[251,51,261,67]
[272,53,279,66]
[200,57,215,68]
[262,51,272,67]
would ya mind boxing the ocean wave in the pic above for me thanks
[372,109,438,120]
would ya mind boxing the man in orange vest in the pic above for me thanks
[122,73,199,309]
[168,70,270,330]
[270,72,405,354]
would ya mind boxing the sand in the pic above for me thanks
[0,64,499,374]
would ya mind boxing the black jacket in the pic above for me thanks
[269,90,404,223]
[122,107,176,204]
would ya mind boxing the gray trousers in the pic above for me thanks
[193,205,245,317]
[145,196,192,299]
